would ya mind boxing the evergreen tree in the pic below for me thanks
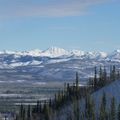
[117,104,120,120]
[19,104,26,120]
[20,104,24,118]
[117,71,120,80]
[103,66,107,85]
[98,66,104,88]
[76,72,79,87]
[67,83,70,94]
[90,99,95,120]
[73,97,80,120]
[49,98,52,108]
[36,100,41,113]
[64,82,67,93]
[15,115,19,120]
[27,105,31,120]
[94,66,97,90]
[99,66,103,81]
[102,92,106,111]
[99,92,107,120]
[110,65,113,81]
[43,102,51,120]
[111,65,116,81]
[110,97,116,120]
[85,94,95,120]
[23,108,25,120]
[75,72,79,99]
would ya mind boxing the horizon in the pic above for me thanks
[0,0,120,52]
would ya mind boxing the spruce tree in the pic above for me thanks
[73,97,80,120]
[99,92,107,120]
[20,104,24,118]
[112,65,116,81]
[76,72,79,98]
[117,104,120,120]
[90,99,95,120]
[103,66,107,85]
[102,92,106,111]
[110,65,113,81]
[76,72,79,87]
[94,66,97,90]
[98,66,104,88]
[117,71,120,80]
[67,83,70,94]
[85,94,95,120]
[27,105,31,120]
[44,104,51,120]
[23,108,25,120]
[110,97,116,120]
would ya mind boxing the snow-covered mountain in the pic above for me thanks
[0,47,120,81]
[0,47,108,58]
[40,47,69,57]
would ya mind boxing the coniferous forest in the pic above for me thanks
[15,65,120,120]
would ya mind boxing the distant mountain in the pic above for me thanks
[0,46,108,58]
[0,47,120,81]
[40,47,69,57]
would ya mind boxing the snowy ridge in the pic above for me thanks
[0,47,120,68]
[0,47,108,58]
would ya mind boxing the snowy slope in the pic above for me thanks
[0,47,120,81]
[52,80,120,120]
[92,80,120,107]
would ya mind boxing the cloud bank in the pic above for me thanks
[0,0,114,18]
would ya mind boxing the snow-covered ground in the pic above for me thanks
[92,80,120,107]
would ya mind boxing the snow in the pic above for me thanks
[0,94,22,97]
[30,60,42,65]
[92,80,120,107]
[40,47,69,57]
[0,47,120,69]
[10,62,30,67]
[47,58,70,64]
[108,49,120,60]
[33,82,46,85]
[70,50,85,56]
[26,49,42,56]
[0,47,119,60]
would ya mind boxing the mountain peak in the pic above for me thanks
[41,47,69,57]
[46,46,66,51]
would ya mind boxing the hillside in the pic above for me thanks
[52,80,120,120]
[92,79,120,108]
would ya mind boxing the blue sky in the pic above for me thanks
[0,0,120,52]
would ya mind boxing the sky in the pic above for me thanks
[0,0,120,52]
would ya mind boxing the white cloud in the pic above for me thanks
[0,0,114,18]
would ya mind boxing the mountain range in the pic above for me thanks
[0,47,120,81]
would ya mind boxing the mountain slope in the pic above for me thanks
[92,80,120,107]
[0,47,120,81]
